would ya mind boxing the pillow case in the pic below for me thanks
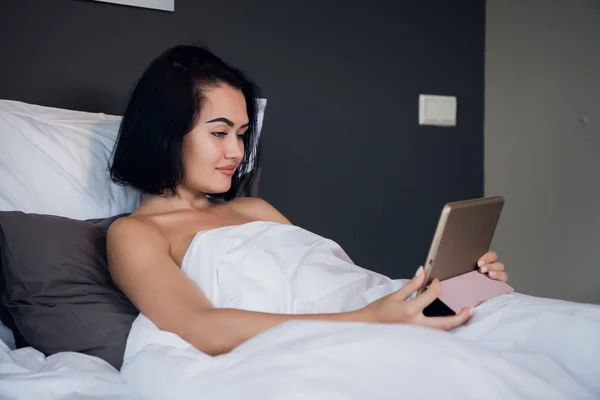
[0,99,143,220]
[0,319,15,350]
[0,211,138,370]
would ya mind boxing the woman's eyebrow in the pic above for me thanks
[205,117,249,128]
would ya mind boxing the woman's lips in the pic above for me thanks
[216,167,236,176]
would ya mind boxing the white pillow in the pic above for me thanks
[0,99,143,220]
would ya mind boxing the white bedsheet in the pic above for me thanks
[0,339,137,399]
[1,221,599,399]
[121,222,600,399]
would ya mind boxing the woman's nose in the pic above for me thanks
[225,135,244,160]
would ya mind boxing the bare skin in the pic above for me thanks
[106,84,508,357]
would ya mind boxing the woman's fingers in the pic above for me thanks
[410,278,442,310]
[478,261,504,274]
[477,251,498,268]
[478,261,508,281]
[424,307,472,330]
[487,270,508,282]
[421,307,472,330]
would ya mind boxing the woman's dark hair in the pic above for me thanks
[109,44,261,202]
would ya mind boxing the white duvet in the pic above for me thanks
[1,221,599,399]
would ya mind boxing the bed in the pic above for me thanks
[1,99,599,400]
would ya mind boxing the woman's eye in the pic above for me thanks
[211,132,227,138]
[237,134,245,139]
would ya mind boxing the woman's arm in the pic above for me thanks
[106,217,361,356]
[107,217,470,357]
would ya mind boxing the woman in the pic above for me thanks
[106,44,508,357]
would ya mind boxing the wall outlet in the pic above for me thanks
[419,94,457,126]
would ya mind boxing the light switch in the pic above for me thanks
[419,94,457,127]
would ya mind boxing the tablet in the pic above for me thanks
[418,196,505,300]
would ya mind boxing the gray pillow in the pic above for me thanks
[0,211,138,370]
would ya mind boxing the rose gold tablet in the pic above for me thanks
[417,196,505,296]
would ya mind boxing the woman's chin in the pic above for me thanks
[208,183,232,195]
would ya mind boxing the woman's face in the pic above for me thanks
[181,84,249,195]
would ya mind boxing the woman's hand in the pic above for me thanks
[477,251,508,282]
[360,267,472,330]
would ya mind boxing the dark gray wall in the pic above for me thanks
[0,0,485,279]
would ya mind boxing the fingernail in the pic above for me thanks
[489,271,497,277]
[415,266,424,277]
[477,260,485,267]
[480,267,487,274]
[469,308,474,316]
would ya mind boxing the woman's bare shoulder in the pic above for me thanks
[230,197,292,225]
[107,214,169,253]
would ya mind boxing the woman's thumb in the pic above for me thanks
[415,266,424,277]
[407,266,425,300]
[393,265,425,300]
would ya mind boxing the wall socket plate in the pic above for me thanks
[419,94,457,127]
